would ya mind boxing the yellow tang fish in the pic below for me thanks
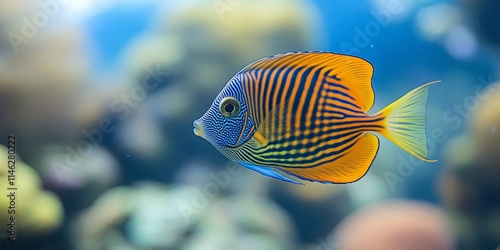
[193,52,438,184]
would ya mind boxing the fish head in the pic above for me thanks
[194,78,256,148]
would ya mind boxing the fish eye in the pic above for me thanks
[220,97,241,118]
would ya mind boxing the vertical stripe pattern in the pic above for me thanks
[218,52,383,169]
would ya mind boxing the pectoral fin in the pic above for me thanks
[239,162,303,185]
[253,131,268,147]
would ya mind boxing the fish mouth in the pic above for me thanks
[193,120,204,137]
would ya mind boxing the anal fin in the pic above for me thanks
[279,133,379,184]
[239,162,303,185]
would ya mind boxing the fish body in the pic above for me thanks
[194,52,438,184]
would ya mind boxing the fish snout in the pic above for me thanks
[193,119,204,137]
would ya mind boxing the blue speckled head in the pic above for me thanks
[193,76,256,148]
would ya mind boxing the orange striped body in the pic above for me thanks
[194,52,437,184]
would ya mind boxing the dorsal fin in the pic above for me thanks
[241,52,375,112]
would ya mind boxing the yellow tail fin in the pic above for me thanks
[375,80,440,162]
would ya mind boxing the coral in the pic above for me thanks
[0,145,63,236]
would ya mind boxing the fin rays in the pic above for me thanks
[279,133,380,183]
[375,80,440,162]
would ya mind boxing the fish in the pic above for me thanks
[193,52,439,184]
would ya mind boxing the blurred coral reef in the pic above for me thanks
[439,83,500,250]
[435,0,500,248]
[0,146,63,236]
[0,0,499,249]
[332,201,454,250]
[71,183,295,250]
